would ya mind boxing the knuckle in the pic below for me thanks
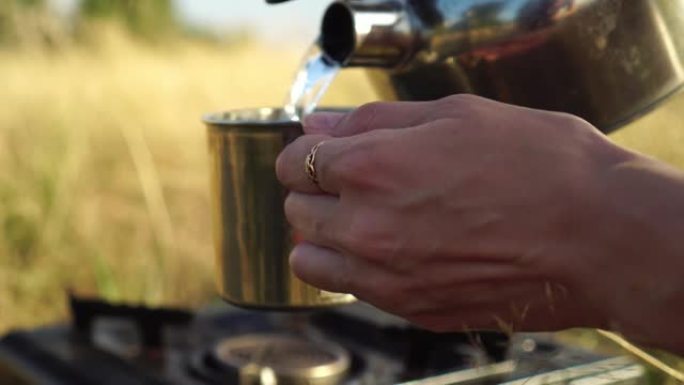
[348,101,387,129]
[276,136,307,184]
[344,212,396,259]
[555,112,593,131]
[440,93,480,106]
[325,151,360,183]
[327,149,370,188]
[438,94,486,116]
[284,195,332,241]
[541,111,600,144]
[310,214,330,241]
[329,139,387,191]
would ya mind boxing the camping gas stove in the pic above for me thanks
[0,295,645,385]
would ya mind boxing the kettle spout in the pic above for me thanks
[320,1,413,68]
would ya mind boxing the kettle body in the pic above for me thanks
[320,0,684,132]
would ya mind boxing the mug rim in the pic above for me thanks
[203,107,352,127]
[203,107,297,127]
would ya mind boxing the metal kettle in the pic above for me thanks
[273,0,684,132]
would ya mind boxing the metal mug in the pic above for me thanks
[205,107,356,309]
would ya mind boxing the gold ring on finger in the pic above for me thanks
[305,141,325,186]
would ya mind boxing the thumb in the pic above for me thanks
[303,112,347,135]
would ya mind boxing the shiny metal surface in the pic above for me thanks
[215,334,351,385]
[205,108,355,309]
[321,0,684,132]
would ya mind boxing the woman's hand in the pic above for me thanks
[276,95,684,353]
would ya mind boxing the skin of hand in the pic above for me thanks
[276,95,684,354]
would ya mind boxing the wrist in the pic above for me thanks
[591,148,684,353]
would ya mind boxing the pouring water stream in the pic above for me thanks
[284,41,341,120]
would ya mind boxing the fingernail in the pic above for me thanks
[303,112,345,134]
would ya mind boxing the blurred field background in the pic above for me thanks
[0,0,683,382]
[0,0,376,331]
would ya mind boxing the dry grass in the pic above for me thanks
[0,24,376,331]
[611,94,684,165]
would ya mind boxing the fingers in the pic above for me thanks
[289,242,364,293]
[303,100,444,137]
[290,243,425,316]
[302,94,504,138]
[276,133,361,194]
[303,112,346,135]
[289,243,400,304]
[276,134,334,194]
[285,192,341,249]
[280,99,457,194]
[289,243,568,331]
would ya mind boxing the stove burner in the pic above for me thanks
[0,297,646,385]
[214,334,351,385]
